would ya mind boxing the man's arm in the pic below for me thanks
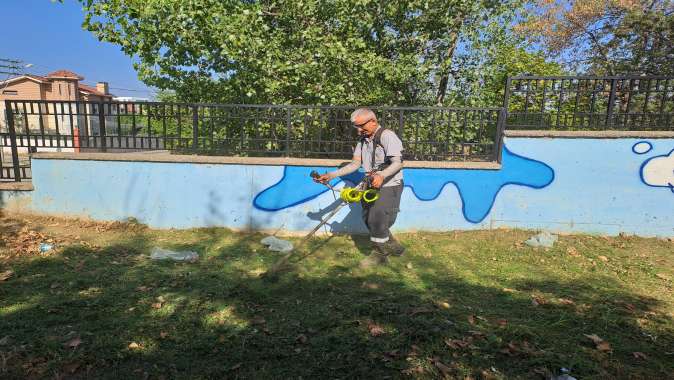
[315,155,362,183]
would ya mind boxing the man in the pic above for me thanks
[315,108,405,266]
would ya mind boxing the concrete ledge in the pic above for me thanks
[505,130,674,138]
[31,152,502,170]
[0,182,34,191]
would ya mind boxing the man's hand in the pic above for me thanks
[314,173,333,184]
[370,173,384,189]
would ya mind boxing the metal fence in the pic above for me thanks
[1,100,503,181]
[504,76,674,130]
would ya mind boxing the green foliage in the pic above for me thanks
[75,0,526,105]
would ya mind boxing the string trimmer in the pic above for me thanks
[261,170,379,278]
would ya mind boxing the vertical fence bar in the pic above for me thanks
[285,107,292,157]
[98,102,107,151]
[192,105,199,152]
[5,101,22,182]
[494,108,506,163]
[502,76,512,129]
[605,78,617,128]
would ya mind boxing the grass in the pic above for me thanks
[0,214,673,379]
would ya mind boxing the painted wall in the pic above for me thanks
[2,137,673,237]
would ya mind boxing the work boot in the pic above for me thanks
[385,236,406,256]
[359,242,390,268]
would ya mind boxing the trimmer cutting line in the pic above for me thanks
[261,170,379,278]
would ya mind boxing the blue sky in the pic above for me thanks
[0,0,155,99]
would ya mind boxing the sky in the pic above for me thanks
[0,0,155,99]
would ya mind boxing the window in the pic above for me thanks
[2,90,18,95]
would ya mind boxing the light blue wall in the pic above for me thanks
[2,137,673,237]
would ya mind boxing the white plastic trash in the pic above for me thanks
[260,236,294,253]
[524,231,558,248]
[150,247,199,262]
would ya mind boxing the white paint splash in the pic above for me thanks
[641,149,674,192]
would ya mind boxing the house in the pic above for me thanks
[0,70,115,153]
[0,69,113,103]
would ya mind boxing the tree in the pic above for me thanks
[74,0,523,105]
[516,0,674,75]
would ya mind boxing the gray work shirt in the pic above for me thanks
[354,127,404,187]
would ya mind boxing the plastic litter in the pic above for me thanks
[150,247,199,262]
[261,236,294,253]
[39,243,54,254]
[524,231,558,248]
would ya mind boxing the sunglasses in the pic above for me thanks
[352,119,371,129]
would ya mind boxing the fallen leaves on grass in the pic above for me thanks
[295,334,308,344]
[656,273,671,282]
[0,270,13,281]
[584,334,612,352]
[128,342,142,350]
[558,298,575,305]
[632,352,648,360]
[367,322,385,337]
[468,315,476,325]
[531,295,548,307]
[430,357,452,377]
[598,255,609,262]
[567,247,581,257]
[64,337,82,349]
[496,319,508,328]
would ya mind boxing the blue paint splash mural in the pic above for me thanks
[253,146,555,223]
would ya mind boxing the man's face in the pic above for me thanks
[352,115,378,137]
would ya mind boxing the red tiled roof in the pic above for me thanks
[78,83,112,97]
[47,70,84,80]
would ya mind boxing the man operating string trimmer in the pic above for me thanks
[314,108,405,267]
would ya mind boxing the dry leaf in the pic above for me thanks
[361,282,380,290]
[0,270,14,282]
[409,306,434,316]
[295,334,308,344]
[156,296,166,303]
[531,295,547,306]
[230,363,242,371]
[496,319,508,328]
[598,255,609,262]
[406,262,414,269]
[368,322,385,337]
[632,351,647,360]
[151,302,163,309]
[62,362,80,374]
[468,315,476,325]
[430,357,452,377]
[567,247,580,257]
[64,337,82,349]
[597,341,612,352]
[656,273,671,281]
[128,342,141,350]
[502,288,517,293]
[558,298,575,305]
[584,334,612,352]
[136,286,150,292]
[251,316,266,325]
[159,331,168,339]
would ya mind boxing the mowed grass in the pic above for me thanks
[0,214,672,379]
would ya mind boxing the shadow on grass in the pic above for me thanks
[0,227,672,379]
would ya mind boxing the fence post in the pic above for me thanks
[192,105,199,152]
[5,101,22,182]
[494,108,506,163]
[285,107,292,157]
[98,102,107,152]
[605,78,617,128]
[502,76,512,124]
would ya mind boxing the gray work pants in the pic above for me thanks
[361,182,403,242]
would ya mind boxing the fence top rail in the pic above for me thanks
[509,75,674,81]
[3,99,503,112]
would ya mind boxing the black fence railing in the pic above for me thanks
[504,76,674,131]
[1,100,503,181]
